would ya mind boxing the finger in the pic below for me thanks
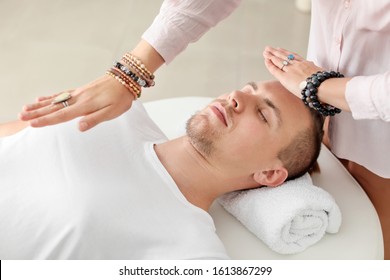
[276,48,304,62]
[78,94,134,132]
[277,48,304,61]
[27,94,93,127]
[26,90,74,110]
[35,94,59,102]
[265,46,304,62]
[20,93,76,119]
[268,55,289,71]
[21,90,78,120]
[263,48,273,59]
[22,98,54,112]
[264,58,284,80]
[264,47,293,67]
[264,46,285,58]
[78,105,116,132]
[21,101,71,121]
[264,45,276,54]
[36,96,56,102]
[24,92,68,111]
[28,104,81,128]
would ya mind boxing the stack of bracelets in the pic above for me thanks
[106,52,155,100]
[300,70,343,116]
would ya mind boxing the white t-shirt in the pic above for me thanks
[0,101,228,259]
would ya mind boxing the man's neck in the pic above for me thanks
[154,137,241,211]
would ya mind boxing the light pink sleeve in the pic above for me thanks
[346,72,390,122]
[142,0,241,64]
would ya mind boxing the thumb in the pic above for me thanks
[78,106,113,132]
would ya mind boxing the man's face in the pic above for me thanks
[186,80,312,176]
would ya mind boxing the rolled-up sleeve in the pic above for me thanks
[346,72,390,122]
[142,0,241,64]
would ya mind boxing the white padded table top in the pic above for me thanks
[144,97,384,259]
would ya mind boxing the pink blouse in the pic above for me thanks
[307,0,390,177]
[142,0,241,64]
[142,0,390,177]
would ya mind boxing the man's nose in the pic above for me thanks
[227,90,244,112]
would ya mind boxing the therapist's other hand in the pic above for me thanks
[263,46,324,98]
[19,75,135,132]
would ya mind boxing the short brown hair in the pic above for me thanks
[278,110,325,180]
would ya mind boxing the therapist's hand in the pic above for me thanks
[18,75,135,132]
[263,46,324,98]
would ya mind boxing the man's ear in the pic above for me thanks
[253,168,288,187]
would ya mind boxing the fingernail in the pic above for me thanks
[79,121,88,131]
[30,119,39,126]
[17,113,24,121]
[19,112,29,119]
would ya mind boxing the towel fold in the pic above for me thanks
[218,173,342,254]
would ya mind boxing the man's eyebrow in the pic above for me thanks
[247,81,258,91]
[248,82,283,126]
[247,81,282,127]
[264,97,282,127]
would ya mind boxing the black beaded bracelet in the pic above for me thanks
[113,61,149,87]
[300,71,343,116]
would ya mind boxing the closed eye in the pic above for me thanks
[258,108,268,123]
[246,81,282,128]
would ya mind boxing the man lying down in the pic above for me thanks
[0,80,324,259]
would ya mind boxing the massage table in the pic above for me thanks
[144,97,384,259]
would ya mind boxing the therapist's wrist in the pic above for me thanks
[130,39,165,74]
[300,71,344,116]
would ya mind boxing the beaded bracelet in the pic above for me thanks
[113,61,149,87]
[123,53,154,79]
[105,53,155,100]
[106,70,141,99]
[109,67,141,94]
[121,56,155,87]
[300,71,343,116]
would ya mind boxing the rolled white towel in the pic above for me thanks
[218,173,342,254]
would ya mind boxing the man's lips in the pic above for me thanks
[210,102,228,126]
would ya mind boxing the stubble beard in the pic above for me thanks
[185,113,221,157]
